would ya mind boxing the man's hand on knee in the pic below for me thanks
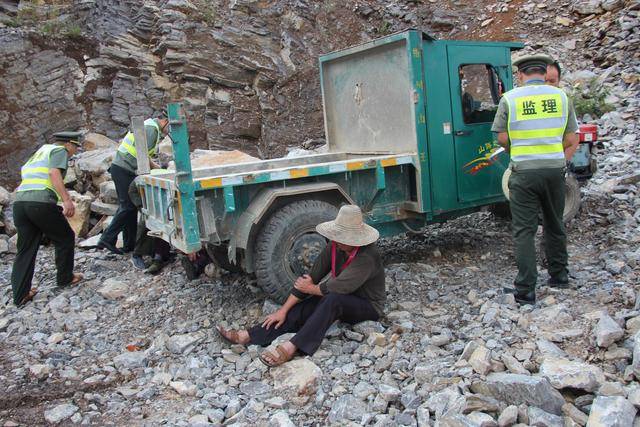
[262,309,287,330]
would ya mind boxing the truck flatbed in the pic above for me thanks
[140,151,416,192]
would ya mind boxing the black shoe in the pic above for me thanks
[503,287,536,305]
[547,277,569,289]
[97,240,124,255]
[180,255,200,281]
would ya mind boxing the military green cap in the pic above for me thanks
[513,54,554,72]
[53,131,83,146]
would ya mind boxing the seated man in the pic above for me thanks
[128,178,171,274]
[217,205,385,367]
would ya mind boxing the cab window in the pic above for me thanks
[459,64,503,124]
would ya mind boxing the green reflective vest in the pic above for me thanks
[16,144,65,200]
[117,118,160,158]
[505,84,568,168]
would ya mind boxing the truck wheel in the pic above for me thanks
[563,174,581,223]
[255,200,338,303]
[205,244,243,273]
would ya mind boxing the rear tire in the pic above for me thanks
[254,200,338,303]
[562,174,580,223]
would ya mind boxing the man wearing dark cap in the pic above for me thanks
[491,54,579,305]
[10,132,84,306]
[97,114,169,255]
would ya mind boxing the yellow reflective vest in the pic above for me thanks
[505,83,568,168]
[16,144,66,200]
[117,118,160,159]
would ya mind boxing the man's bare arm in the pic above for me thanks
[497,132,510,152]
[563,132,579,162]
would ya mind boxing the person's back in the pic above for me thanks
[491,54,579,305]
[502,83,569,171]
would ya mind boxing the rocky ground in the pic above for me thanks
[0,0,639,425]
[0,123,638,426]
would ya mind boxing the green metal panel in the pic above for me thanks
[422,38,521,214]
[167,103,202,253]
[422,40,457,214]
[406,30,432,215]
[446,44,512,204]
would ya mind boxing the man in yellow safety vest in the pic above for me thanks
[491,54,579,305]
[11,132,85,307]
[97,114,169,255]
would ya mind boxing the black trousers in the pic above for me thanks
[509,168,568,292]
[10,202,75,305]
[133,221,170,260]
[100,164,137,251]
[248,293,379,355]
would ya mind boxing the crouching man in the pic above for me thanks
[217,205,385,366]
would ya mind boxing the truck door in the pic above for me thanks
[447,46,511,204]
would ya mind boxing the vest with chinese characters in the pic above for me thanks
[16,144,66,200]
[117,118,160,159]
[504,84,569,169]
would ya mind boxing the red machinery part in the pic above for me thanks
[578,124,598,143]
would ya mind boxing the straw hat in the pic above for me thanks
[316,205,379,247]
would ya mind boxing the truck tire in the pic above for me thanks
[562,174,581,223]
[502,169,581,223]
[255,200,338,303]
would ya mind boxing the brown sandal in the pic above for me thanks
[259,345,294,367]
[18,288,38,307]
[216,326,242,345]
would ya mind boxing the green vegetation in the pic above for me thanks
[378,21,392,35]
[3,2,82,39]
[2,18,21,27]
[566,78,615,118]
[193,0,216,26]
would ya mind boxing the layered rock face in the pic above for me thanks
[0,0,460,188]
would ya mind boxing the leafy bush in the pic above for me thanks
[193,0,216,26]
[566,78,614,118]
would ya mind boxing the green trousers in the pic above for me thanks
[508,167,568,292]
[10,201,75,305]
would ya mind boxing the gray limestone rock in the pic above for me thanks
[269,411,295,427]
[425,386,466,420]
[595,313,624,348]
[97,278,128,300]
[561,403,588,426]
[497,405,518,427]
[501,353,529,375]
[166,332,205,354]
[470,373,565,415]
[44,403,79,424]
[469,345,492,375]
[113,351,148,369]
[467,411,498,426]
[538,358,605,392]
[527,406,563,427]
[586,396,637,426]
[99,180,118,204]
[327,395,368,424]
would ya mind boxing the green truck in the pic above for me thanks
[137,30,523,302]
